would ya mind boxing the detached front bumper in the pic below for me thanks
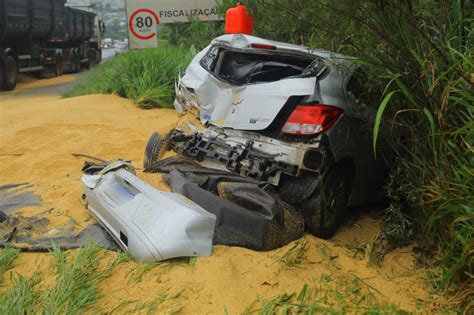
[81,164,216,262]
[170,126,330,184]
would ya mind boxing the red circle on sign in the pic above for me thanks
[129,9,159,40]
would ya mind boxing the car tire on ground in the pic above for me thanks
[143,132,172,170]
[278,172,320,205]
[3,56,17,91]
[302,165,352,239]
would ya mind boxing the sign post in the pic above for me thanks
[126,0,223,50]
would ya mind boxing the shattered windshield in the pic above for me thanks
[201,45,317,85]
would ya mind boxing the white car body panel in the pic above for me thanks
[176,34,351,131]
[180,61,316,130]
[82,168,216,262]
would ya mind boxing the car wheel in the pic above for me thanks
[3,56,17,91]
[277,172,320,205]
[143,132,172,170]
[302,165,352,239]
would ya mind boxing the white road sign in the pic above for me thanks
[126,0,223,49]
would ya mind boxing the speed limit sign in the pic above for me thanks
[128,9,160,48]
[126,0,222,50]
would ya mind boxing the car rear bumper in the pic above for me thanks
[171,126,330,184]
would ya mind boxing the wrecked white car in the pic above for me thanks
[145,34,388,239]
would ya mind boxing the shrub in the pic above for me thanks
[64,47,193,108]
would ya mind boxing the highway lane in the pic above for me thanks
[0,49,117,99]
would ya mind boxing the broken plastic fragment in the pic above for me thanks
[81,165,216,262]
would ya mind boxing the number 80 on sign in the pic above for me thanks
[129,9,160,41]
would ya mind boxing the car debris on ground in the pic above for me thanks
[80,160,216,262]
[0,182,117,251]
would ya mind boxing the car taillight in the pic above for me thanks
[282,105,344,135]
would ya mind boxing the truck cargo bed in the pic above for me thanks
[0,0,94,43]
[0,0,67,41]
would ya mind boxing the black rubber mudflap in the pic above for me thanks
[144,132,172,170]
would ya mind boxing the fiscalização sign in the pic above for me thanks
[126,0,223,49]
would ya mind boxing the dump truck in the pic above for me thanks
[0,0,104,91]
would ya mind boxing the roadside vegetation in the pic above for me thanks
[0,246,101,313]
[244,281,401,314]
[0,245,133,314]
[64,47,192,108]
[0,248,20,284]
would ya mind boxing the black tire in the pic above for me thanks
[3,56,17,91]
[143,132,172,170]
[56,56,63,76]
[0,59,5,90]
[63,52,74,74]
[84,50,93,69]
[302,165,353,239]
[96,49,102,64]
[41,54,61,79]
[88,49,98,67]
[74,54,81,73]
[278,172,320,204]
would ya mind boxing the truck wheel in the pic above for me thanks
[3,56,17,91]
[55,55,64,76]
[96,50,102,64]
[74,54,81,73]
[144,132,172,170]
[302,165,352,239]
[88,50,96,67]
[0,60,4,90]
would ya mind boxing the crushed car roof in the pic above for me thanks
[210,34,355,63]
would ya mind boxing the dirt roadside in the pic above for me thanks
[0,75,450,313]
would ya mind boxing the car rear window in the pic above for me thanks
[201,46,315,85]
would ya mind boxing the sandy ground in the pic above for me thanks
[0,76,450,313]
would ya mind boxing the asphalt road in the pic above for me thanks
[0,49,116,99]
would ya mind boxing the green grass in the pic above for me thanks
[0,274,41,315]
[244,277,404,314]
[0,245,128,314]
[41,245,105,313]
[0,247,20,284]
[346,233,387,267]
[64,46,193,109]
[127,291,183,314]
[275,240,309,268]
